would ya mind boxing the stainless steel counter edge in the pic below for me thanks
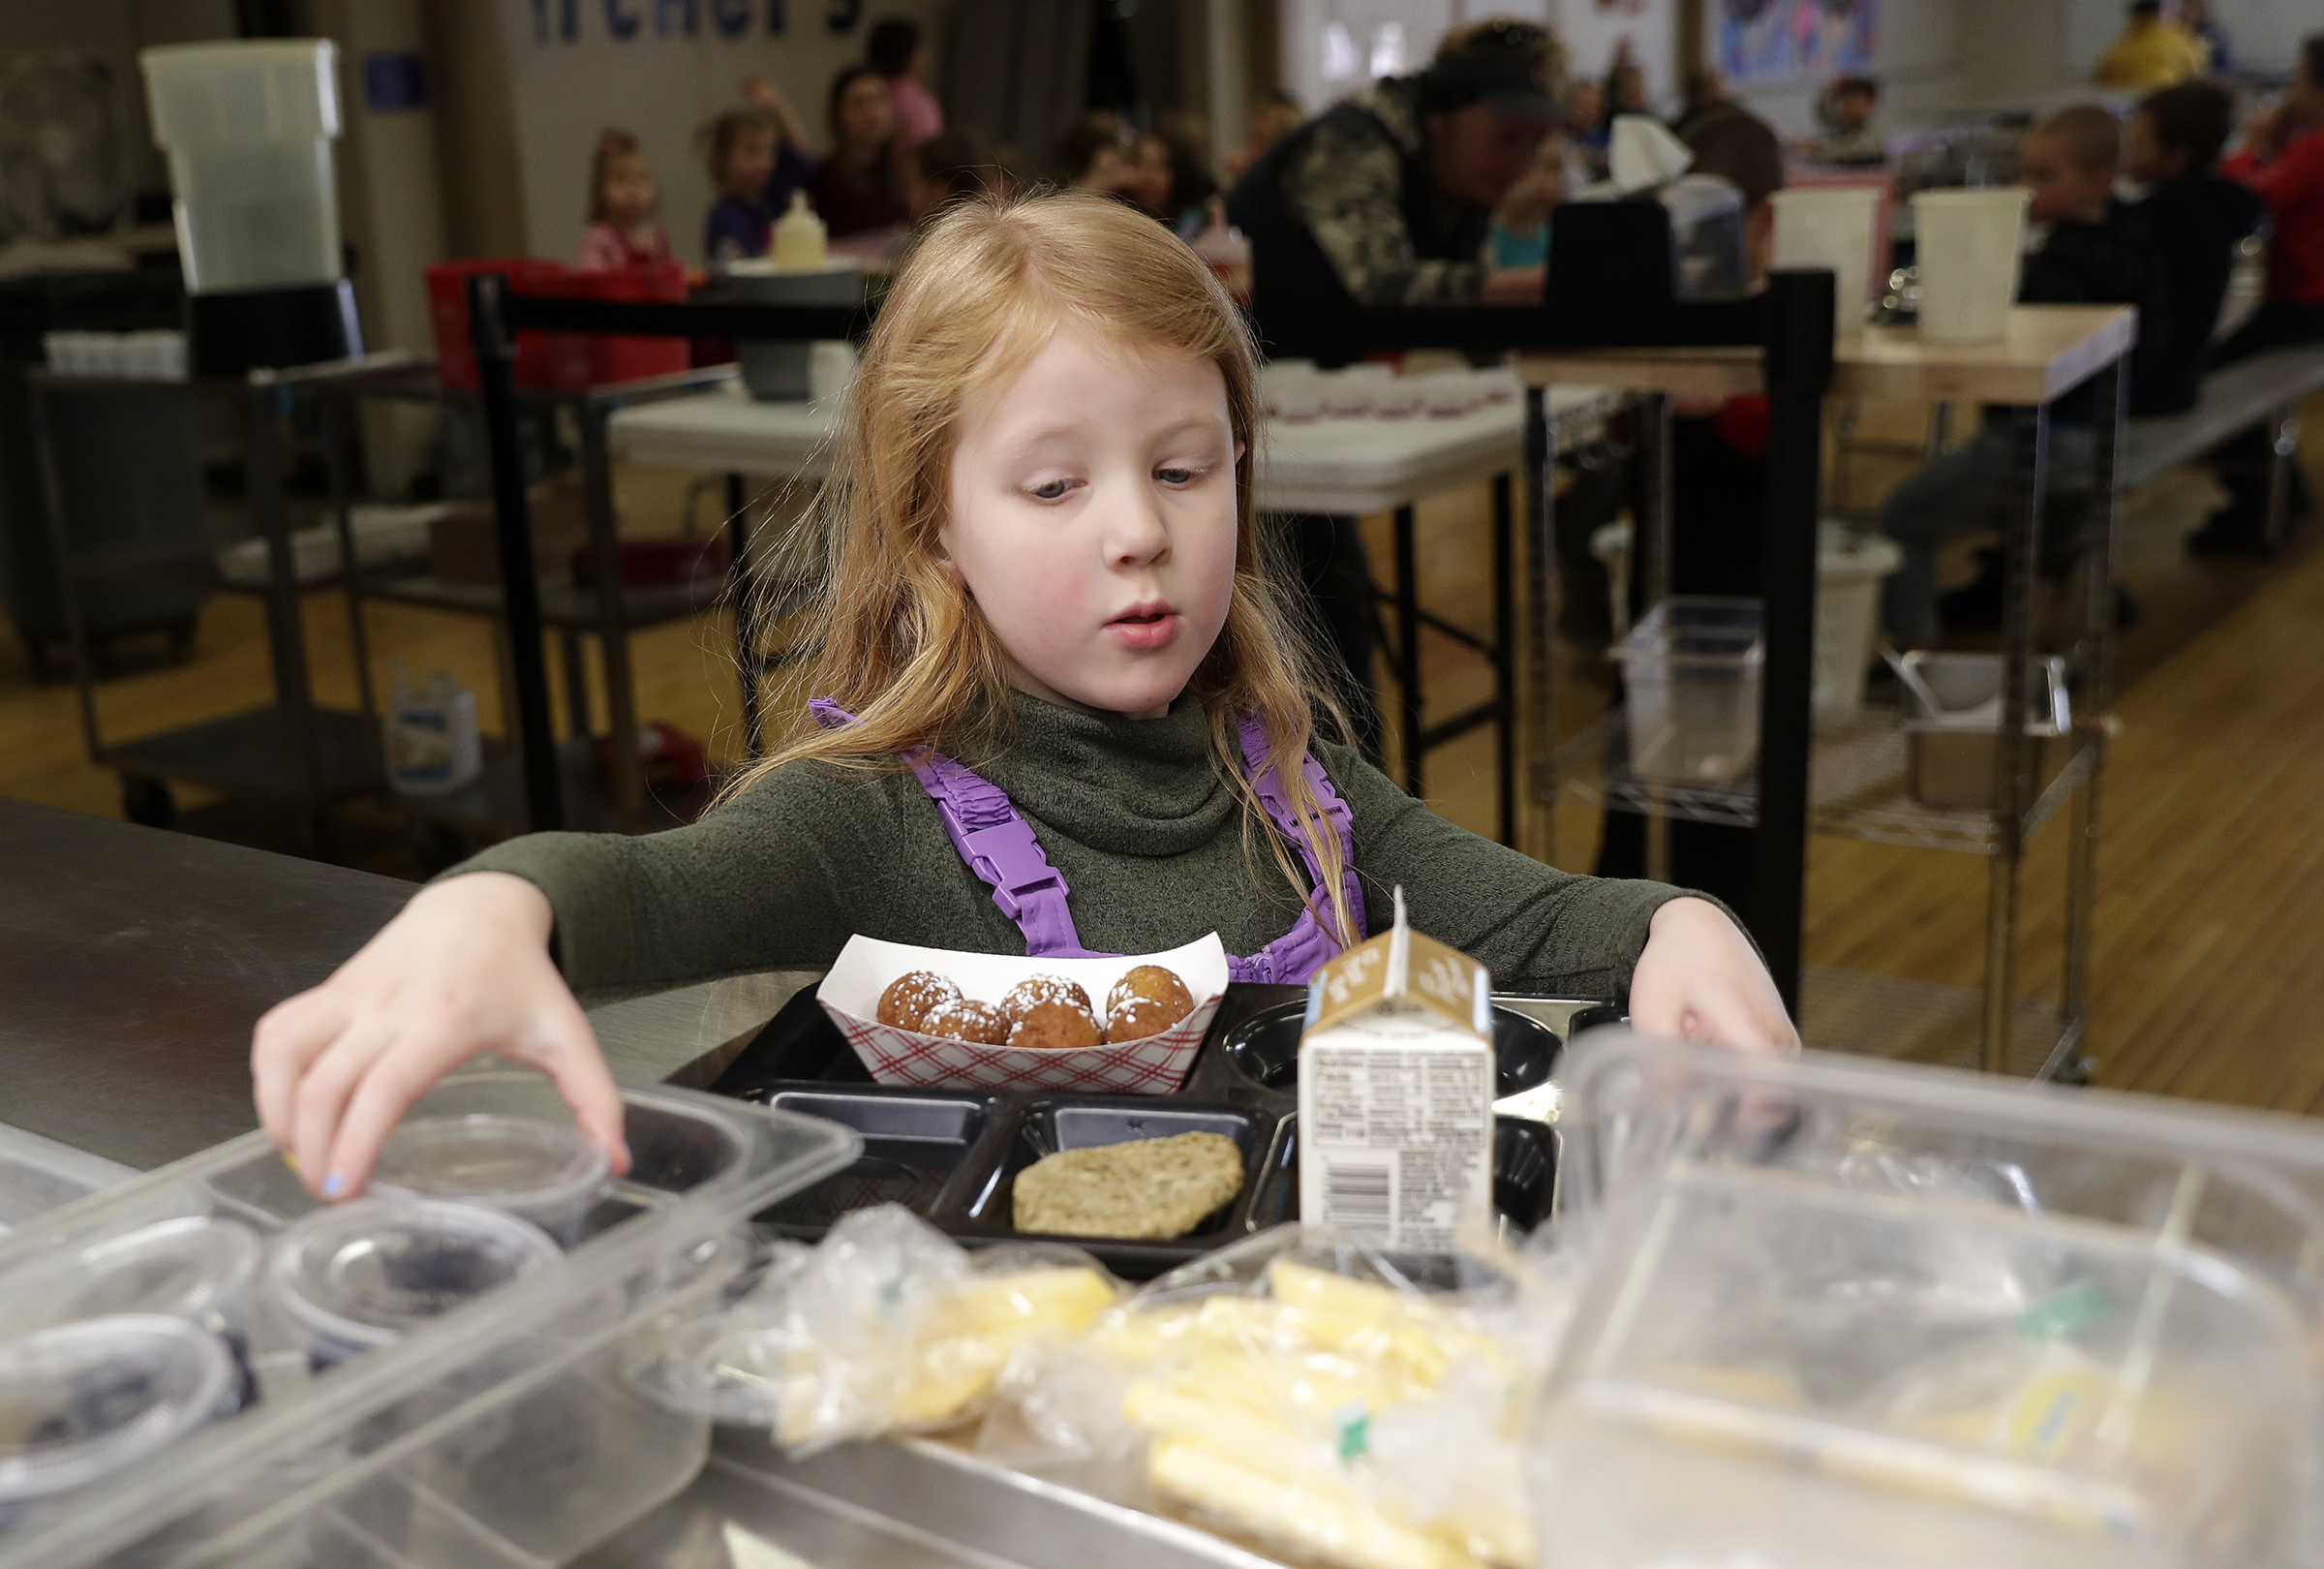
[0,799,802,1169]
[581,1432,1283,1569]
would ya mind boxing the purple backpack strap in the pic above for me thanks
[1234,715,1367,945]
[810,698,1096,959]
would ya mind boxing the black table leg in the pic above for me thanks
[1750,270,1836,1019]
[469,272,562,830]
[1490,471,1515,846]
[726,471,764,757]
[1393,503,1422,797]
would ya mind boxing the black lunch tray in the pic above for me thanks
[713,981,1619,1279]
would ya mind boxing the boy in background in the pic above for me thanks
[1815,76,1884,166]
[2120,80,2265,416]
[1878,106,2166,645]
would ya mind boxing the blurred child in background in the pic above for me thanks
[578,129,671,269]
[910,128,1012,221]
[2120,80,2265,416]
[1058,111,1131,195]
[2195,36,2324,553]
[1814,76,1884,165]
[1880,106,2166,637]
[701,78,818,262]
[1223,90,1304,182]
[869,16,943,148]
[810,66,912,238]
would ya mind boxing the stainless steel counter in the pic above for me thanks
[0,799,795,1170]
[1,798,1193,1568]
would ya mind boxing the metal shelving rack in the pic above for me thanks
[318,358,742,839]
[27,356,419,852]
[1521,345,2130,1081]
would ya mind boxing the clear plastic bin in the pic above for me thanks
[0,1122,133,1233]
[0,1066,858,1569]
[138,42,343,293]
[1535,1035,2324,1568]
[1610,597,1763,784]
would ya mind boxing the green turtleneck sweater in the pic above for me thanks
[453,693,1692,1006]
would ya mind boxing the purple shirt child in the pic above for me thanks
[704,143,817,262]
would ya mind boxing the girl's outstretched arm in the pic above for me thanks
[1627,896,1798,1055]
[251,872,627,1203]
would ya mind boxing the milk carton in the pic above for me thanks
[1298,892,1494,1251]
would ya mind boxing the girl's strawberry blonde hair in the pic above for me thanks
[724,189,1360,945]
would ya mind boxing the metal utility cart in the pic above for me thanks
[27,355,417,850]
[1520,305,2135,1079]
[455,277,872,835]
[318,356,740,841]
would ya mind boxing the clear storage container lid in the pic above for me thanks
[370,1115,610,1230]
[0,1315,235,1505]
[267,1197,560,1353]
[138,40,340,145]
[1609,595,1765,667]
[0,1218,260,1338]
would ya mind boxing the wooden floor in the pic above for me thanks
[7,414,2324,1113]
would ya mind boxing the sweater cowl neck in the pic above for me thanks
[968,691,1237,858]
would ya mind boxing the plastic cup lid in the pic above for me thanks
[0,1217,261,1340]
[266,1197,561,1354]
[0,1314,235,1503]
[370,1115,609,1221]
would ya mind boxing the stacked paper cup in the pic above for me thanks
[1911,189,2031,344]
[1770,187,1881,336]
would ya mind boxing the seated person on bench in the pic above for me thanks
[1878,107,2171,646]
[2120,81,2267,416]
[2193,33,2324,556]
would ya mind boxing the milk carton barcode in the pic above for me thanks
[1297,890,1493,1251]
[1321,1159,1392,1238]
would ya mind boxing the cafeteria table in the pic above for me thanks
[609,380,1624,846]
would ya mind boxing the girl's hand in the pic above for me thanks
[1628,897,1800,1058]
[250,873,629,1201]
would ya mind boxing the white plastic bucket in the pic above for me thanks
[139,41,343,293]
[1814,523,1903,727]
[1771,188,1881,335]
[1910,188,2028,344]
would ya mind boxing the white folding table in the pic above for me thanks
[610,381,1621,844]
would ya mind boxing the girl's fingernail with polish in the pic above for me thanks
[321,1173,345,1199]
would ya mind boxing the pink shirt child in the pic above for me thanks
[578,221,673,271]
[885,74,943,148]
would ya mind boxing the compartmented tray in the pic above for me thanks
[716,982,1612,1277]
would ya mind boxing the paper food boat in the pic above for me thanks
[818,934,1229,1093]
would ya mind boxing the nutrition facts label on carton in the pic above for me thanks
[1300,1042,1492,1251]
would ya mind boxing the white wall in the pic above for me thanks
[487,0,949,266]
[1550,0,1675,103]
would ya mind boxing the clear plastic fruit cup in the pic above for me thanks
[369,1114,611,1246]
[0,1314,238,1528]
[0,1216,262,1406]
[266,1197,562,1370]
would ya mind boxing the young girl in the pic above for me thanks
[807,66,911,239]
[702,79,819,263]
[252,193,1793,1199]
[578,129,672,270]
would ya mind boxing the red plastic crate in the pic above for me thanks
[425,259,688,390]
[423,257,566,389]
[531,262,689,389]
